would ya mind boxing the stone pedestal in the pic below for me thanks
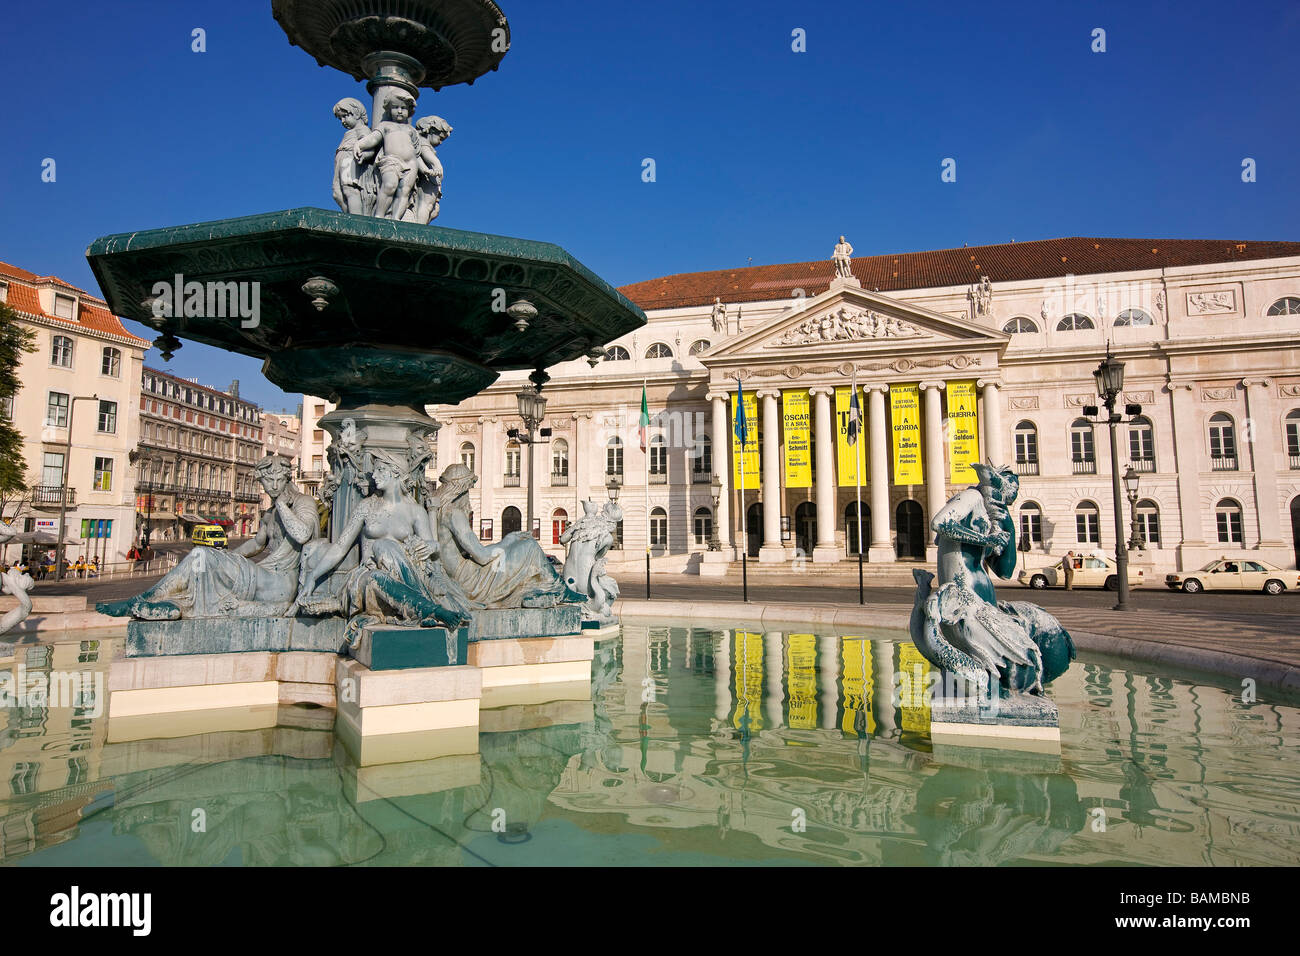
[868,545,896,564]
[467,634,594,701]
[698,550,733,576]
[467,605,583,641]
[812,544,842,564]
[351,623,468,670]
[758,544,787,564]
[335,657,481,738]
[928,695,1061,754]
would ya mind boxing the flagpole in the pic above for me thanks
[737,376,749,603]
[643,377,650,600]
[853,377,864,605]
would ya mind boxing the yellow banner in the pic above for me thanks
[835,386,866,487]
[786,633,818,729]
[890,383,923,485]
[899,642,932,733]
[947,380,980,484]
[839,636,875,736]
[782,391,812,489]
[730,391,759,489]
[732,630,764,731]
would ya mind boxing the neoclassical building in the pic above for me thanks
[396,236,1300,574]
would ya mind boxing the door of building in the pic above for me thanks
[501,506,521,537]
[895,500,925,560]
[844,502,871,556]
[795,501,816,557]
[746,502,763,557]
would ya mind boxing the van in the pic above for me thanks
[191,524,228,548]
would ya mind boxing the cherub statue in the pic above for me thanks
[331,98,376,215]
[353,91,422,220]
[409,115,452,224]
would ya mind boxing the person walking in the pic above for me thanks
[1063,550,1076,590]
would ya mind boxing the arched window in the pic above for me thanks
[649,435,668,481]
[650,506,668,547]
[693,506,713,545]
[1019,501,1043,545]
[1114,309,1154,327]
[1285,409,1300,468]
[1013,420,1039,475]
[1002,316,1039,334]
[504,440,521,483]
[1070,418,1096,473]
[1056,313,1094,331]
[1267,296,1300,316]
[645,342,673,359]
[606,437,623,477]
[501,506,522,537]
[1209,413,1237,469]
[1075,501,1100,544]
[605,345,630,361]
[460,442,475,474]
[1128,416,1155,471]
[689,339,711,355]
[551,438,569,485]
[552,508,569,545]
[1215,498,1243,544]
[50,334,74,367]
[1135,499,1161,546]
[691,433,712,481]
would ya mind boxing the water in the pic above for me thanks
[2,622,1298,866]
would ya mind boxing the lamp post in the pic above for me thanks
[54,394,99,581]
[708,473,722,551]
[129,447,156,552]
[606,472,622,549]
[510,383,549,541]
[1088,348,1134,611]
[1124,464,1145,552]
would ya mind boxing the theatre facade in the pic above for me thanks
[427,236,1300,574]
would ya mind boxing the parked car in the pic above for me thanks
[1165,558,1298,595]
[190,524,228,549]
[1018,553,1144,591]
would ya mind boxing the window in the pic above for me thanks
[100,346,121,377]
[1267,296,1300,316]
[645,342,673,359]
[504,440,521,482]
[460,442,475,474]
[1013,421,1038,475]
[93,457,113,492]
[1071,418,1096,473]
[650,506,668,547]
[97,399,117,434]
[1209,413,1237,469]
[689,339,711,355]
[1114,309,1154,327]
[46,391,69,427]
[1216,498,1243,544]
[1019,502,1043,545]
[50,334,74,367]
[1135,499,1161,546]
[607,437,624,477]
[0,396,11,421]
[1128,416,1154,471]
[551,438,569,484]
[1075,501,1100,544]
[605,346,630,361]
[692,434,712,481]
[649,435,668,481]
[694,506,713,545]
[42,452,65,487]
[53,294,75,319]
[1056,313,1094,331]
[1286,410,1300,468]
[1002,316,1039,334]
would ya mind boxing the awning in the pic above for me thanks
[179,513,206,523]
[137,511,177,521]
[13,531,58,545]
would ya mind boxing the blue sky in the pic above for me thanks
[2,0,1296,410]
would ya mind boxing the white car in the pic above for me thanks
[1165,558,1299,595]
[1018,553,1144,591]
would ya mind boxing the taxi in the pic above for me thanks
[1165,558,1298,595]
[1018,552,1144,591]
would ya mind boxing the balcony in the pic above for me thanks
[1211,455,1238,472]
[32,484,74,507]
[504,474,521,487]
[550,473,568,487]
[235,490,262,502]
[300,469,324,482]
[692,470,711,483]
[649,471,668,485]
[1014,460,1039,476]
[1291,453,1300,470]
[1071,457,1096,475]
[1131,457,1155,473]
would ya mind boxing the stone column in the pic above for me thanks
[979,380,1002,464]
[920,382,946,560]
[759,390,785,562]
[1167,381,1206,569]
[708,392,734,557]
[867,385,893,562]
[764,631,784,729]
[1242,379,1286,549]
[810,387,839,562]
[817,633,840,730]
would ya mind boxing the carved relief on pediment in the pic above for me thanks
[768,305,928,347]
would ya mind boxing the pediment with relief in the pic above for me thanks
[770,304,928,347]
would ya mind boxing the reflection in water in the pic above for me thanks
[1,624,1298,866]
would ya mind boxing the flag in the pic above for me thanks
[734,377,748,445]
[847,380,861,446]
[639,385,650,452]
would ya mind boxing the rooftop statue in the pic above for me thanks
[909,463,1075,712]
[710,297,727,334]
[99,457,319,620]
[560,499,622,623]
[833,235,854,279]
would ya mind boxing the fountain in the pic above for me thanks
[84,0,644,747]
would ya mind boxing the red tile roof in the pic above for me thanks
[617,237,1300,311]
[0,260,150,346]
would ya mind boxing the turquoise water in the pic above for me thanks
[2,623,1298,866]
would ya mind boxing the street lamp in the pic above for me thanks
[1123,464,1145,552]
[605,471,622,550]
[510,383,549,540]
[54,394,98,581]
[708,473,722,551]
[128,447,156,551]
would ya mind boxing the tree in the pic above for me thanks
[0,300,37,502]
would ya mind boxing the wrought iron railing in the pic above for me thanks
[32,485,74,506]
